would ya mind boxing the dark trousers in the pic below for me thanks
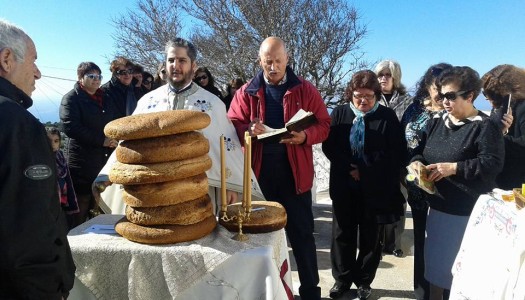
[411,202,430,300]
[258,153,321,300]
[331,190,382,288]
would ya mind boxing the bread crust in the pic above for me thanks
[104,110,211,140]
[125,195,213,225]
[116,131,209,164]
[122,173,208,207]
[109,155,212,185]
[115,215,217,244]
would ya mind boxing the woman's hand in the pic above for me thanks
[426,162,457,181]
[501,109,513,134]
[350,164,360,181]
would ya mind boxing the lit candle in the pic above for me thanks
[220,135,227,213]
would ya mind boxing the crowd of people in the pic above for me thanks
[1,17,524,300]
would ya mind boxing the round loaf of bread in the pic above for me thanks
[122,173,209,207]
[116,131,209,164]
[115,215,217,244]
[104,110,211,140]
[219,201,287,233]
[109,155,212,185]
[126,195,213,225]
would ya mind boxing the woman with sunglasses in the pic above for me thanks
[59,62,119,227]
[400,63,452,300]
[408,66,504,300]
[142,71,154,93]
[323,70,407,300]
[482,64,524,190]
[101,56,137,118]
[193,66,223,100]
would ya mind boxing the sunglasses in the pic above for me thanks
[378,73,392,79]
[143,80,152,84]
[438,90,469,101]
[195,75,208,81]
[85,74,103,80]
[116,69,133,76]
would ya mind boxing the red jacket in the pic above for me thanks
[228,69,331,194]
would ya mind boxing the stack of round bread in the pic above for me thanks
[104,110,217,244]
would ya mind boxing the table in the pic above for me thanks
[450,194,525,300]
[68,214,293,300]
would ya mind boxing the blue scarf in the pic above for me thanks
[349,101,380,157]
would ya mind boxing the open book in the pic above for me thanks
[406,162,435,194]
[256,109,318,143]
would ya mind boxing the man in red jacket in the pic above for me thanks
[228,36,330,300]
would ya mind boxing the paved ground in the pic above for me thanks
[289,191,416,300]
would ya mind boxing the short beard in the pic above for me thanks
[168,77,192,90]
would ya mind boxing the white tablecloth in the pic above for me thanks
[68,214,293,300]
[450,194,525,300]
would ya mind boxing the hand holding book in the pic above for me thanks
[256,109,318,143]
[406,161,436,194]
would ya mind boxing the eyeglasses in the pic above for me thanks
[438,90,469,101]
[195,75,208,81]
[116,69,133,76]
[84,74,103,80]
[377,73,392,79]
[143,80,152,85]
[353,93,375,101]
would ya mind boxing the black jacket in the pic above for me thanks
[0,77,75,299]
[101,76,137,118]
[322,104,407,219]
[59,82,118,193]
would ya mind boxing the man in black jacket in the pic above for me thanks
[0,19,76,299]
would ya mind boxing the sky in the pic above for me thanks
[2,0,524,122]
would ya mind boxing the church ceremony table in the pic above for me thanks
[68,214,293,300]
[450,194,525,300]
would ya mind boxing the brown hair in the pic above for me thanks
[109,56,133,75]
[344,70,382,102]
[482,64,525,108]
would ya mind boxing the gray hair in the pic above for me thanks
[165,38,197,62]
[0,19,30,63]
[375,60,403,91]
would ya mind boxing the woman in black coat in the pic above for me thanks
[322,70,407,300]
[60,62,119,227]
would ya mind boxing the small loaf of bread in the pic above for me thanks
[115,215,217,244]
[104,110,211,140]
[126,195,213,225]
[109,155,212,185]
[116,131,210,164]
[219,201,287,233]
[122,173,209,207]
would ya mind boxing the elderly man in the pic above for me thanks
[228,36,331,300]
[0,19,75,299]
[95,38,263,214]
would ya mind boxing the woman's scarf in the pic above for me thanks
[349,101,380,157]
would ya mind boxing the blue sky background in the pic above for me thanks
[2,0,524,122]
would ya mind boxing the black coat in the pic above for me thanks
[322,104,407,220]
[101,76,137,118]
[59,83,118,193]
[497,99,525,189]
[0,77,75,298]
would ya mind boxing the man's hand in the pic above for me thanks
[280,131,307,145]
[249,118,265,136]
[226,190,238,204]
[103,137,118,148]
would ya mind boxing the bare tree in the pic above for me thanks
[111,0,367,104]
[111,0,182,73]
[184,0,368,101]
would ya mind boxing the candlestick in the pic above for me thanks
[245,134,252,213]
[220,135,227,214]
[243,131,250,210]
